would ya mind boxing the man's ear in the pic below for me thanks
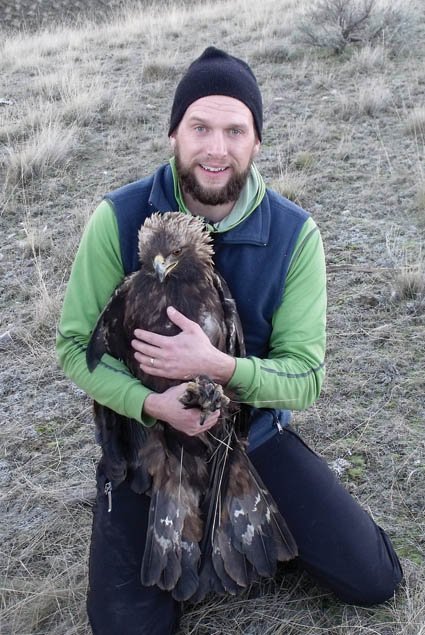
[169,133,176,151]
[253,137,261,157]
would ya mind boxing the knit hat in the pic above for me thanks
[168,46,263,140]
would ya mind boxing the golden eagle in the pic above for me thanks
[86,211,297,602]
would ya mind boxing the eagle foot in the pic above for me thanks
[180,375,230,425]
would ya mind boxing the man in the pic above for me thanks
[57,47,402,635]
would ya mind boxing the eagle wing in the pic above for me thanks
[213,270,245,358]
[86,276,134,372]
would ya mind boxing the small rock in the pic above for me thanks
[329,457,351,477]
[0,330,14,350]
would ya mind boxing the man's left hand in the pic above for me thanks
[132,306,235,384]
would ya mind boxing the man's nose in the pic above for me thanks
[207,131,227,158]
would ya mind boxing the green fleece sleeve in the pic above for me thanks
[228,216,326,410]
[56,200,155,425]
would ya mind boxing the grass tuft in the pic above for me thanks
[4,120,78,188]
[252,44,296,63]
[386,228,425,304]
[345,43,386,72]
[270,170,309,204]
[336,81,391,119]
[142,62,177,82]
[391,266,425,303]
[416,179,425,212]
[404,107,425,137]
[293,150,315,169]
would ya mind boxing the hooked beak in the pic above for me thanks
[154,254,177,282]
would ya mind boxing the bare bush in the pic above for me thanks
[298,0,417,54]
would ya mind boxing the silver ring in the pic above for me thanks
[150,358,155,367]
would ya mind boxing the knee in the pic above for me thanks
[87,584,180,635]
[337,537,403,606]
[342,570,402,606]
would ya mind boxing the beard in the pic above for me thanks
[174,150,253,206]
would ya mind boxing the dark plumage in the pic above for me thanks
[86,211,297,602]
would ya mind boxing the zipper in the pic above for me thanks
[273,413,284,434]
[104,481,112,513]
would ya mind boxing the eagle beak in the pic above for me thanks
[154,254,178,282]
[154,254,167,282]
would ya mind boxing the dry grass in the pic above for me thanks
[271,171,310,203]
[3,120,78,188]
[345,42,387,72]
[386,229,425,305]
[417,179,425,212]
[336,80,392,119]
[1,0,424,633]
[404,107,425,137]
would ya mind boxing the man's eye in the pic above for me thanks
[195,126,205,133]
[230,128,242,136]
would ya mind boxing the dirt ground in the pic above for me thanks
[1,0,424,633]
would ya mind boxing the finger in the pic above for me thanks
[136,355,167,375]
[201,410,220,428]
[132,340,163,358]
[133,329,169,347]
[166,306,196,330]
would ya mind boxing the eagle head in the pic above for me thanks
[138,212,214,283]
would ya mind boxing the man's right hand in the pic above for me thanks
[143,383,220,436]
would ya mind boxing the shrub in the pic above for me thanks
[298,0,417,54]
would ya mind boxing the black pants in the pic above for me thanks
[87,426,402,634]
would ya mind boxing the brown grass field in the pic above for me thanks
[1,0,424,633]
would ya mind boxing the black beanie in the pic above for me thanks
[168,46,263,141]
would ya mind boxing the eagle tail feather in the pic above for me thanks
[246,460,298,561]
[210,441,297,589]
[171,539,201,601]
[189,558,227,603]
[141,490,168,586]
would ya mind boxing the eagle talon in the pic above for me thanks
[180,375,230,420]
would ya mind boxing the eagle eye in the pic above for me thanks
[172,248,182,257]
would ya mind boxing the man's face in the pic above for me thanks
[170,95,261,206]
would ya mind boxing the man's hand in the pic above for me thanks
[132,306,236,385]
[143,383,220,436]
